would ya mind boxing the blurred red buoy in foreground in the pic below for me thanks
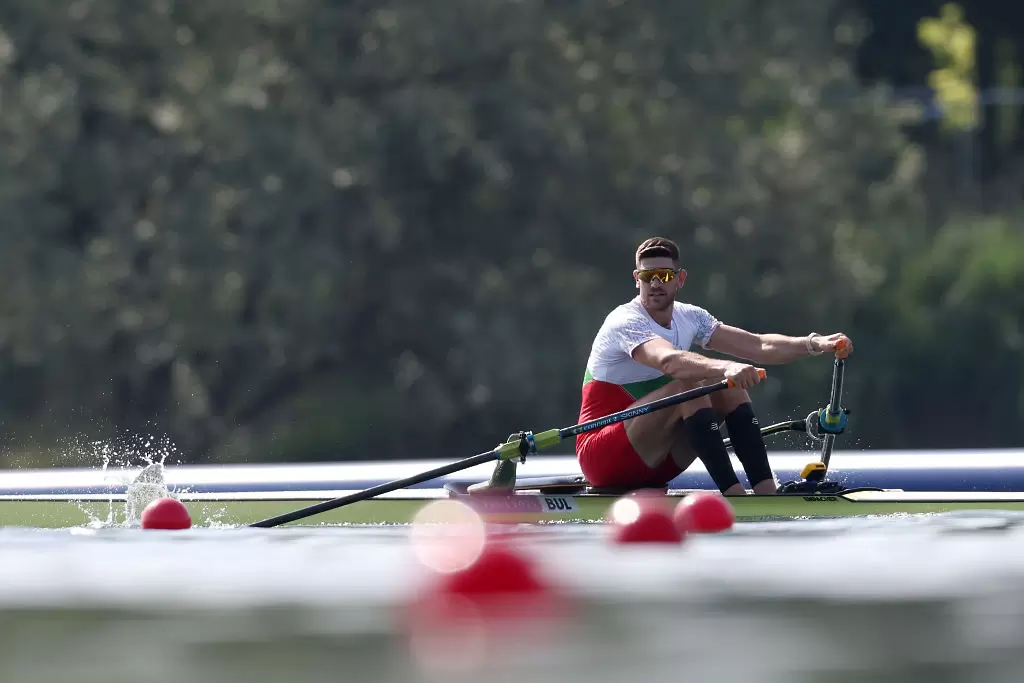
[431,542,555,605]
[674,492,734,533]
[608,493,685,544]
[405,500,569,676]
[141,497,192,530]
[408,502,562,621]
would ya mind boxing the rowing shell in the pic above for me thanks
[4,487,1024,528]
[5,447,1024,528]
[4,451,1024,527]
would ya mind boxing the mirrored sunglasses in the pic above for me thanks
[636,268,683,284]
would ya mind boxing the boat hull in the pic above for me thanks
[6,451,1024,528]
[7,489,1024,528]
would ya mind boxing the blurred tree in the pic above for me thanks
[0,0,1008,467]
[918,3,978,134]
[868,213,1024,448]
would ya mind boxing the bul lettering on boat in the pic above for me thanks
[544,496,576,512]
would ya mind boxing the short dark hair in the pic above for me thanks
[635,237,680,268]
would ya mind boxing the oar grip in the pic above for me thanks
[726,368,767,388]
[835,338,850,359]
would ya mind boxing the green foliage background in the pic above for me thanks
[0,0,1020,467]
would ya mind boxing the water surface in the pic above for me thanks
[2,513,1023,683]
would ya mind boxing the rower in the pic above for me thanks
[574,236,853,496]
[463,318,854,499]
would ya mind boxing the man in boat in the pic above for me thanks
[577,236,852,495]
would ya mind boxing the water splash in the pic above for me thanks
[48,431,183,527]
[125,463,171,524]
[83,431,182,473]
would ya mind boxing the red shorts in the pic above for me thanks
[576,380,684,488]
[577,421,684,488]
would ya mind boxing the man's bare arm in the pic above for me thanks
[632,337,754,383]
[705,325,852,364]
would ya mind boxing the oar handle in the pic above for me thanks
[834,338,850,359]
[727,368,767,388]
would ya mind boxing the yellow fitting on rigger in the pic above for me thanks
[495,440,523,460]
[800,462,827,479]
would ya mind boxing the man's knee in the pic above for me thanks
[632,378,717,421]
[710,387,751,413]
[678,394,713,418]
[648,379,716,419]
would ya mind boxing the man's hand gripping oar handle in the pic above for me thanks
[248,370,766,528]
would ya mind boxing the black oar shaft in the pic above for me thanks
[248,374,759,528]
[558,380,732,440]
[819,357,846,470]
[248,449,499,528]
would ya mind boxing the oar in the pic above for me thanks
[248,370,766,528]
[817,340,851,473]
[793,339,851,487]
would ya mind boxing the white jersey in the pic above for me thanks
[583,297,721,388]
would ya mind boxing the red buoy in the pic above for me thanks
[674,492,734,533]
[405,535,568,675]
[435,542,552,601]
[609,493,685,544]
[140,497,192,530]
[407,501,563,621]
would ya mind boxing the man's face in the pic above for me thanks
[634,256,686,311]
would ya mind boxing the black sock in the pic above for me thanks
[725,403,774,487]
[684,407,740,493]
